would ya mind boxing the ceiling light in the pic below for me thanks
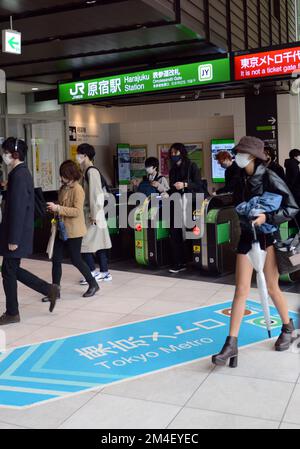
[32,87,39,91]
[86,1,96,4]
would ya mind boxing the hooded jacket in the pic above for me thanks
[234,163,299,231]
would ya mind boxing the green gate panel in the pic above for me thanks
[217,222,230,245]
[156,220,170,240]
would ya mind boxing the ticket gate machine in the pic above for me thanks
[192,194,241,275]
[134,196,171,267]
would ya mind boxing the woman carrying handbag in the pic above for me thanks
[212,137,299,368]
[43,160,99,302]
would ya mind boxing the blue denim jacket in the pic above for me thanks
[236,192,283,234]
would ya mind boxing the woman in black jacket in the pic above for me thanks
[212,137,299,368]
[168,143,207,274]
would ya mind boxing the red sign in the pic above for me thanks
[235,46,300,80]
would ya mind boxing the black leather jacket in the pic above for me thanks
[234,163,299,229]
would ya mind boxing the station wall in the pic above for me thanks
[68,97,246,190]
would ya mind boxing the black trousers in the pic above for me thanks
[2,258,51,316]
[52,236,95,286]
[169,201,186,265]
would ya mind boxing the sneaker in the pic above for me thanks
[80,270,100,286]
[99,272,112,282]
[169,264,187,274]
[0,312,20,325]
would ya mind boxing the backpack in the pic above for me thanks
[84,166,111,194]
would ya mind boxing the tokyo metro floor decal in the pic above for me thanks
[0,300,298,409]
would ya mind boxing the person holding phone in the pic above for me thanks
[45,160,99,299]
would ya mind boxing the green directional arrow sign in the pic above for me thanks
[8,36,18,49]
[2,29,21,55]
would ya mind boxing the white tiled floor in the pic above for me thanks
[0,258,299,429]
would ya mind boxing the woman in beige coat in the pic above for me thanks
[45,160,100,298]
[76,144,112,284]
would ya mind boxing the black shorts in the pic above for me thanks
[237,231,275,255]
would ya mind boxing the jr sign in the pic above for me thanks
[58,58,231,103]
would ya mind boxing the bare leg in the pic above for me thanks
[229,254,254,337]
[264,246,290,325]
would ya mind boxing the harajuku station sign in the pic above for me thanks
[234,46,300,81]
[58,57,230,103]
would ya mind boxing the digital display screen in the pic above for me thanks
[211,139,235,184]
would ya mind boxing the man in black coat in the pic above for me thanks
[284,149,300,206]
[214,151,241,195]
[0,137,59,325]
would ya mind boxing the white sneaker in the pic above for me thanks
[99,272,112,282]
[79,270,100,286]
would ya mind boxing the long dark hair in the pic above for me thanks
[168,143,188,160]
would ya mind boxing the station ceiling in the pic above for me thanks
[0,0,222,87]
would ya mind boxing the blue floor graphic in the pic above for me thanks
[0,300,298,408]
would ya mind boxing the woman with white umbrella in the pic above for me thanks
[212,136,299,368]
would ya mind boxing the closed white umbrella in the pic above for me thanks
[247,223,272,338]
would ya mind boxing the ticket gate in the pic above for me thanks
[108,189,135,261]
[192,194,241,275]
[134,196,171,267]
[279,221,300,283]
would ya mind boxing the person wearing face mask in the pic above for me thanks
[137,157,169,197]
[45,160,99,300]
[264,146,286,181]
[168,143,208,274]
[212,136,299,368]
[75,143,112,285]
[284,149,300,206]
[0,137,59,325]
[215,151,241,195]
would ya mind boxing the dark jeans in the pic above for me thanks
[82,249,109,273]
[2,258,51,316]
[52,237,95,286]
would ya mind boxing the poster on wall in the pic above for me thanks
[117,144,131,185]
[68,125,88,161]
[32,122,64,192]
[130,145,147,180]
[158,142,203,178]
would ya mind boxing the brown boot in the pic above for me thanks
[275,319,295,352]
[0,312,20,325]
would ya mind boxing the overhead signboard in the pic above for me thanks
[235,46,300,81]
[58,57,231,103]
[2,29,21,55]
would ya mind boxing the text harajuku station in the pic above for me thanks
[58,57,231,103]
[58,45,300,105]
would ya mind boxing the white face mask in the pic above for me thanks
[146,167,155,175]
[76,154,85,165]
[296,156,300,163]
[235,153,253,169]
[2,153,13,166]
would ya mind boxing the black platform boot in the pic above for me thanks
[212,336,238,368]
[275,319,295,352]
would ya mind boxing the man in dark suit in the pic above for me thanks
[0,137,59,325]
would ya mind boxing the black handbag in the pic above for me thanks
[274,233,300,275]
